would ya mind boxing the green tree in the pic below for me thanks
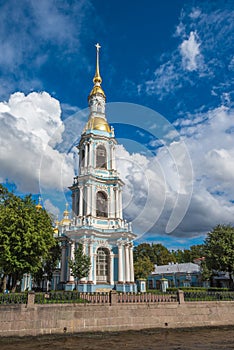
[134,243,175,265]
[204,224,234,289]
[171,245,205,263]
[32,241,61,289]
[200,260,212,284]
[134,256,154,280]
[0,185,56,292]
[69,243,91,287]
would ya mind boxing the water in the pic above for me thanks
[1,326,234,350]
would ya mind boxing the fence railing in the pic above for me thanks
[0,292,28,305]
[184,291,234,301]
[1,290,234,306]
[116,292,177,303]
[0,291,178,305]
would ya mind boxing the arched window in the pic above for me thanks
[96,191,108,217]
[96,248,109,282]
[96,145,106,169]
[80,149,85,167]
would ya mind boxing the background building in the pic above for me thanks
[148,262,201,289]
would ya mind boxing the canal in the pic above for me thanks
[1,326,234,350]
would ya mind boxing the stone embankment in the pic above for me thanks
[0,291,234,337]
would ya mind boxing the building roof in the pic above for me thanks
[151,262,200,275]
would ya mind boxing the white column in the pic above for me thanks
[93,145,96,168]
[60,244,66,283]
[85,143,88,168]
[112,146,116,170]
[119,189,123,219]
[129,244,135,282]
[88,241,93,282]
[88,142,92,168]
[69,242,75,282]
[109,253,114,285]
[79,186,83,217]
[80,241,87,282]
[93,254,97,284]
[91,186,96,216]
[125,244,130,283]
[115,188,119,218]
[118,243,123,283]
[117,190,121,219]
[109,187,114,217]
[86,185,91,215]
[108,194,111,219]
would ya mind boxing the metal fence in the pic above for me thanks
[184,291,234,301]
[1,290,234,305]
[0,292,28,305]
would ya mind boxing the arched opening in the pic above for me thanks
[96,145,107,169]
[80,149,85,168]
[96,191,108,217]
[96,248,109,283]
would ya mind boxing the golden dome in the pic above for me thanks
[89,85,106,99]
[59,204,71,226]
[60,218,71,226]
[83,116,111,133]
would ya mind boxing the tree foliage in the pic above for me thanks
[134,256,154,280]
[0,185,56,291]
[171,244,205,263]
[69,243,91,284]
[32,241,61,287]
[204,224,234,288]
[134,243,176,265]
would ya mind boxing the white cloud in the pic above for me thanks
[113,102,234,239]
[44,199,60,217]
[1,91,233,238]
[139,3,233,100]
[0,0,92,98]
[180,31,201,71]
[0,91,74,193]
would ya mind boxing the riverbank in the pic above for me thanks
[1,299,234,337]
[1,326,234,350]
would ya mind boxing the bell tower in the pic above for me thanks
[62,44,137,293]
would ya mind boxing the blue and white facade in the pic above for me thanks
[55,44,137,292]
[148,262,202,289]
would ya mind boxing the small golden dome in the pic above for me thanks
[83,116,111,133]
[36,203,42,210]
[89,85,106,98]
[36,196,42,210]
[60,218,71,226]
[60,203,71,226]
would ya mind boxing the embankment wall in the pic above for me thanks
[1,301,234,337]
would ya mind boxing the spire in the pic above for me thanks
[93,43,102,85]
[89,43,106,99]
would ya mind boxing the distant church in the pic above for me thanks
[52,44,137,293]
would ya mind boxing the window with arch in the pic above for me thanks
[96,191,108,217]
[96,247,109,282]
[96,145,107,169]
[80,149,85,167]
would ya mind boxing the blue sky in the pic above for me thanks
[0,0,233,249]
